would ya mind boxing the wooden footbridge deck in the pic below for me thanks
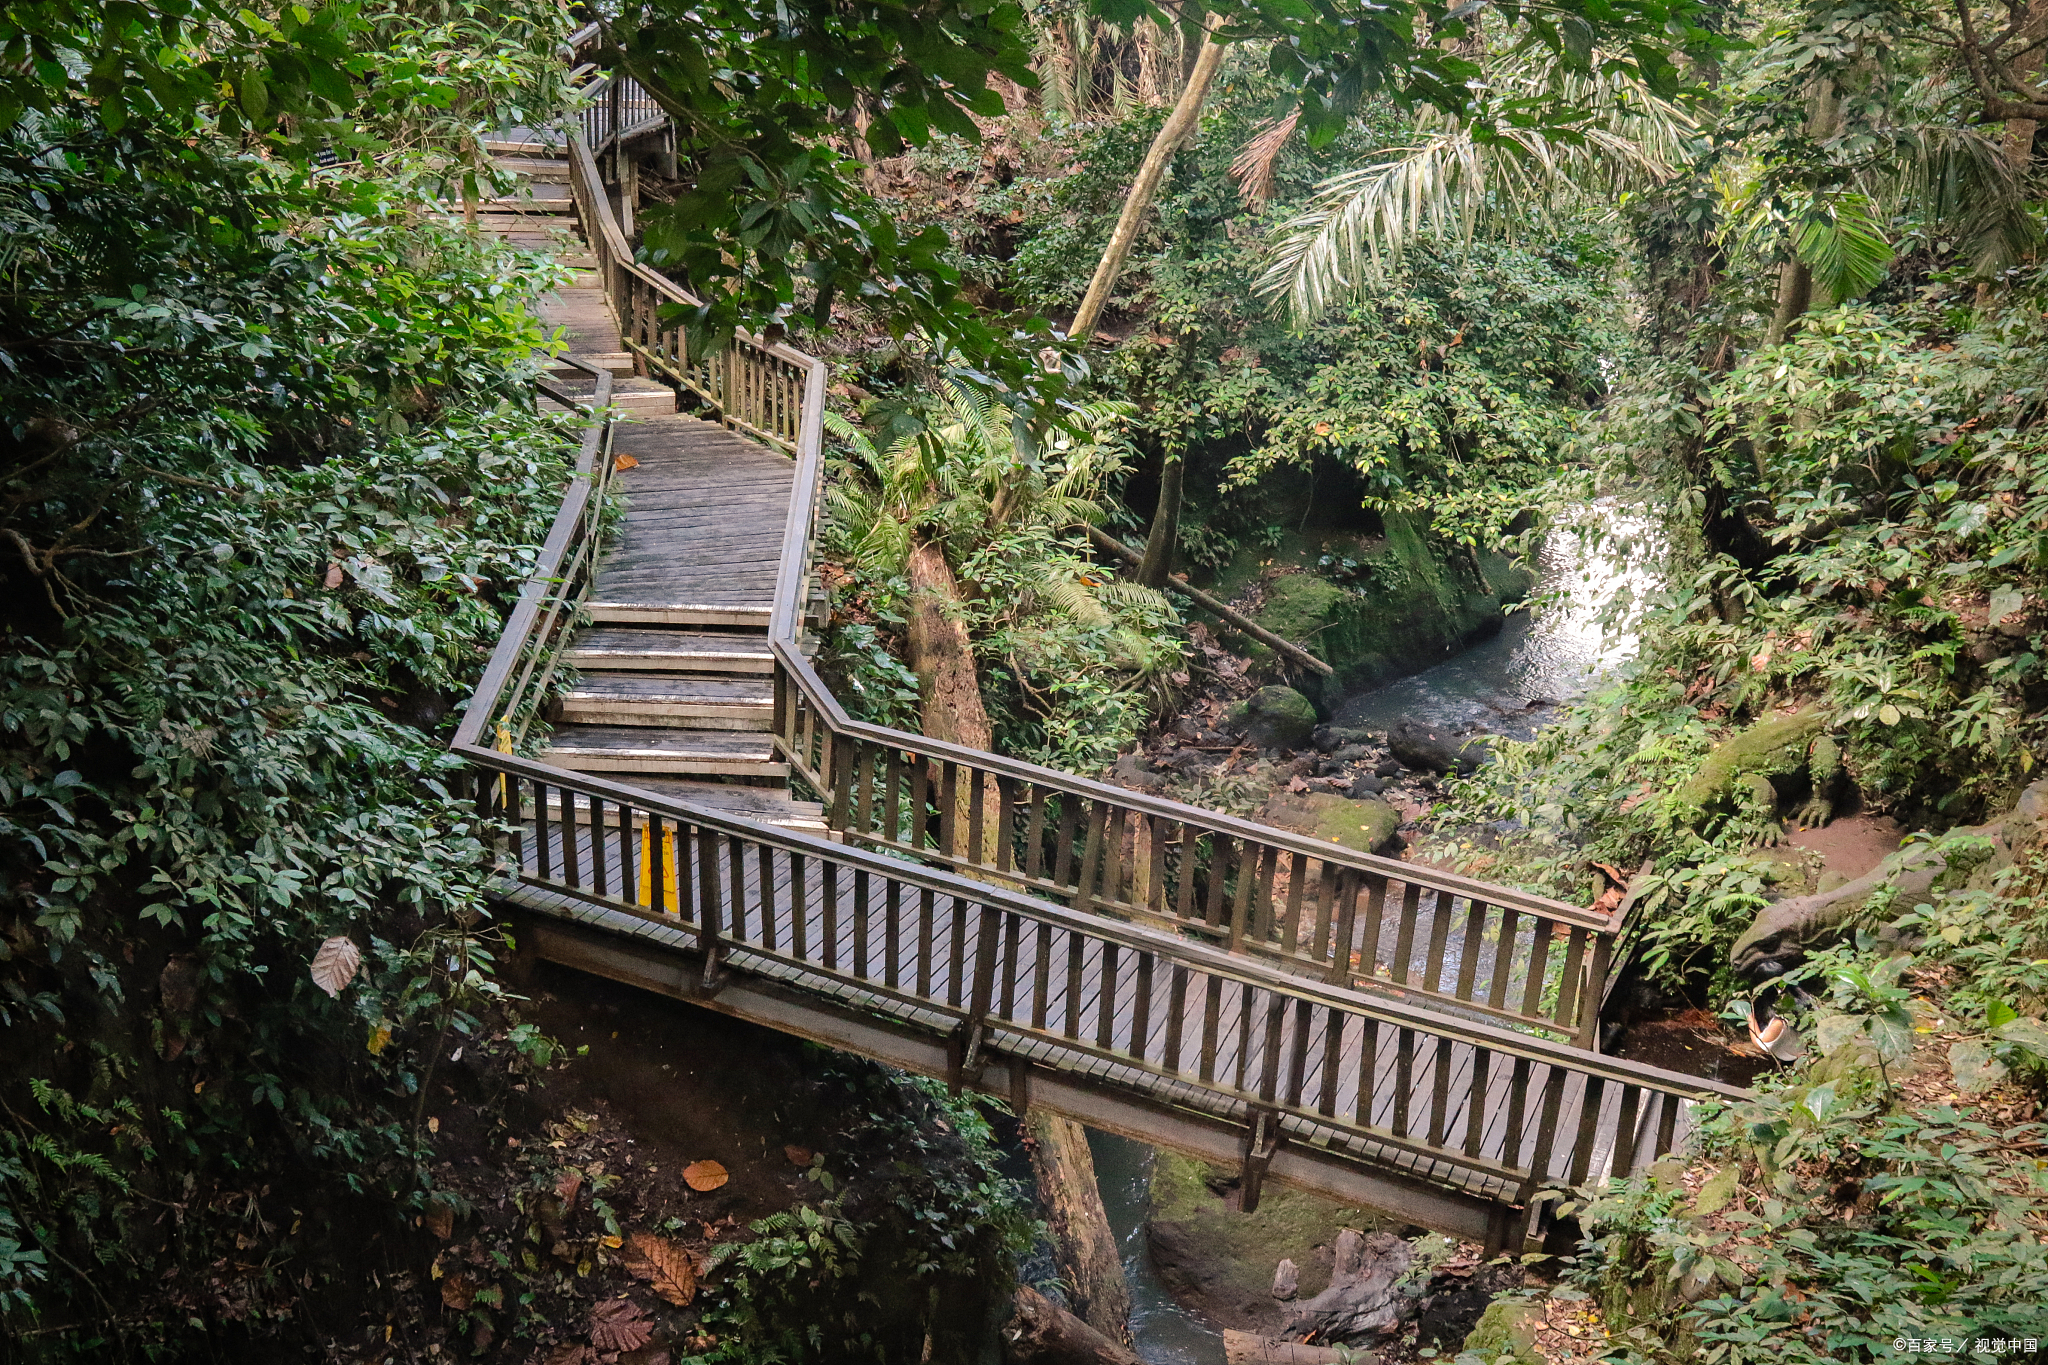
[451,54,1746,1250]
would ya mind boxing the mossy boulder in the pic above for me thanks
[1226,685,1320,750]
[1462,1299,1541,1361]
[1260,791,1402,854]
[1145,1150,1383,1333]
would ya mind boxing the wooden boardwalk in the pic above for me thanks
[450,119,1746,1246]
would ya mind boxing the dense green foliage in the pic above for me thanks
[696,1062,1035,1364]
[0,125,573,1345]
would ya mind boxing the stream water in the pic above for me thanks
[1090,505,1656,1364]
[1332,503,1655,741]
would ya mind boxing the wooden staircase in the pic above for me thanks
[484,143,823,832]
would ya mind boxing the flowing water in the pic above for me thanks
[1332,503,1655,740]
[1087,1129,1227,1364]
[1088,504,1656,1364]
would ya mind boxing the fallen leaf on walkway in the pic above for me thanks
[556,1170,583,1204]
[624,1231,697,1305]
[784,1144,814,1167]
[613,454,639,470]
[683,1159,728,1192]
[423,1201,453,1240]
[591,1299,653,1352]
[440,1272,474,1309]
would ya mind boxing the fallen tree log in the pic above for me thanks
[1223,1331,1373,1364]
[1083,525,1333,677]
[1002,1286,1142,1365]
[1026,1111,1132,1342]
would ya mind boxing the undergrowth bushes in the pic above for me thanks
[0,122,573,1351]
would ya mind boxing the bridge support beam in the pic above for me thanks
[505,901,1523,1245]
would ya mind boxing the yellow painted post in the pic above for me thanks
[637,823,681,911]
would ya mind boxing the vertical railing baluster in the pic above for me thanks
[852,868,870,980]
[883,879,901,990]
[533,781,554,881]
[1198,975,1222,1083]
[789,851,808,959]
[1096,943,1118,1050]
[1554,926,1589,1036]
[1062,930,1083,1036]
[1488,906,1520,1010]
[1464,1049,1491,1159]
[1131,951,1153,1062]
[559,785,580,891]
[820,863,839,969]
[1390,882,1422,984]
[1163,965,1190,1073]
[589,795,609,898]
[918,887,936,999]
[1455,899,1487,1002]
[1031,921,1052,1030]
[1610,1085,1642,1180]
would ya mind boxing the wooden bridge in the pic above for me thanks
[450,48,1746,1252]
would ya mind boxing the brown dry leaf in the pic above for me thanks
[423,1201,454,1240]
[1589,860,1630,889]
[682,1159,728,1192]
[543,1345,594,1365]
[556,1170,584,1205]
[323,561,345,589]
[783,1144,814,1167]
[623,1231,697,1306]
[590,1299,653,1352]
[440,1272,475,1309]
[308,936,361,997]
[613,454,640,470]
[1591,886,1624,915]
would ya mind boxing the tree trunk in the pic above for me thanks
[1764,75,1841,343]
[1026,1112,1132,1342]
[907,540,994,750]
[1763,259,1812,346]
[1003,1286,1142,1365]
[1068,14,1229,339]
[2006,0,2048,162]
[1135,456,1182,587]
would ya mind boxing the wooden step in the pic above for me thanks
[550,352,636,379]
[493,155,571,182]
[522,779,823,831]
[566,628,775,674]
[559,674,773,728]
[631,777,824,830]
[543,724,786,778]
[606,377,674,416]
[584,601,774,629]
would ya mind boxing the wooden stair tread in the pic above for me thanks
[563,675,772,705]
[566,628,774,671]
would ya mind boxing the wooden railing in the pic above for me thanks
[462,748,1748,1220]
[453,358,616,753]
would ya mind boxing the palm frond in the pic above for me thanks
[1230,111,1301,210]
[1258,50,1695,322]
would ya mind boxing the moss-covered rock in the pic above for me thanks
[1260,791,1402,854]
[1462,1299,1542,1361]
[1226,685,1320,749]
[1145,1150,1383,1333]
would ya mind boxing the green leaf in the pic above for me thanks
[1987,1000,2018,1029]
[1994,1017,2048,1060]
[1877,703,1901,726]
[1948,1039,2008,1093]
[1989,585,2024,622]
